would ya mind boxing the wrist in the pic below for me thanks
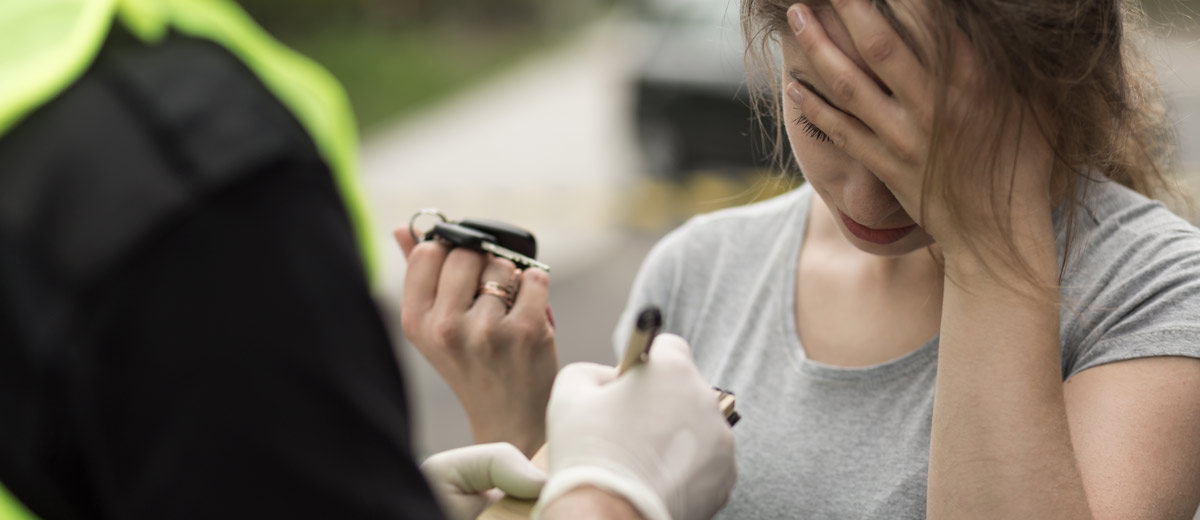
[940,210,1057,291]
[534,465,670,520]
[538,485,644,520]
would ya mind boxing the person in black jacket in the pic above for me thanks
[0,22,734,520]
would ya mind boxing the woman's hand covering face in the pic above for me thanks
[783,0,1056,258]
[395,226,558,457]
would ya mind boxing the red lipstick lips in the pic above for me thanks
[839,211,917,245]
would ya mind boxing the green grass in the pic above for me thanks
[281,25,558,132]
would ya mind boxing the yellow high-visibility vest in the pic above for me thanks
[0,1,379,518]
[0,0,377,278]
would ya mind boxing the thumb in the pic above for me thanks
[551,362,618,398]
[393,226,421,258]
[646,333,695,365]
[452,443,546,499]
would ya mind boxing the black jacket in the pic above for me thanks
[0,29,444,520]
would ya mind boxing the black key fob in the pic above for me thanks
[424,222,496,252]
[458,217,538,259]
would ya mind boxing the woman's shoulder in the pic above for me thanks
[1059,179,1200,374]
[1064,179,1200,260]
[1076,179,1197,232]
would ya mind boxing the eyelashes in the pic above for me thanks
[792,112,831,143]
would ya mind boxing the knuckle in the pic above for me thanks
[892,138,920,165]
[830,128,849,149]
[862,34,895,63]
[475,319,502,342]
[507,320,543,346]
[830,75,857,104]
[490,256,517,272]
[431,313,464,346]
[522,268,550,289]
[407,241,444,264]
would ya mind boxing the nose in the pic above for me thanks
[841,167,902,227]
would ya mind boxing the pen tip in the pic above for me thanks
[636,306,662,331]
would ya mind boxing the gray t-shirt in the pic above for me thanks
[614,179,1200,519]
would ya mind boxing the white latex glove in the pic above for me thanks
[420,442,546,520]
[534,334,736,520]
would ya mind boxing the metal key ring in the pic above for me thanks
[409,209,449,244]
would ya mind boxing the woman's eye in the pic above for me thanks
[793,113,831,143]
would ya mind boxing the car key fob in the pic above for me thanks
[424,222,496,251]
[458,217,538,259]
[424,221,551,272]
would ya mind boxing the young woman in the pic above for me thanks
[612,0,1200,517]
[399,0,1200,518]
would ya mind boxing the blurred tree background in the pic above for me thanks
[238,0,618,130]
[238,0,1200,132]
[1144,0,1200,22]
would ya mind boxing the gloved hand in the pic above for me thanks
[421,442,546,520]
[534,334,736,520]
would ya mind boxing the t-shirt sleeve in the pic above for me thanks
[71,156,447,519]
[1062,194,1200,379]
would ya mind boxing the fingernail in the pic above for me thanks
[787,5,807,34]
[787,82,804,105]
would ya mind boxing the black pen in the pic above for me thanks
[617,306,662,376]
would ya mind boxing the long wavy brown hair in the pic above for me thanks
[741,0,1180,284]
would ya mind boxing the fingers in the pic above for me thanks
[508,268,550,326]
[553,362,618,397]
[646,333,694,365]
[433,248,489,313]
[482,443,546,499]
[401,238,450,315]
[420,442,545,520]
[826,0,931,109]
[787,80,895,176]
[644,333,713,394]
[787,4,899,137]
[394,226,420,258]
[444,442,545,498]
[473,257,519,318]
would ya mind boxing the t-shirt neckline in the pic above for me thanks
[778,183,941,381]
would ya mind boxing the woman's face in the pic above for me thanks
[780,9,933,257]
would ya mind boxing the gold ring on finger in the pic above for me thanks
[477,280,514,309]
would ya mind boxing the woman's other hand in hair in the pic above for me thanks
[782,0,1056,265]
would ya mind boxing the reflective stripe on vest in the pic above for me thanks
[0,1,379,517]
[0,0,379,281]
[0,483,33,520]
